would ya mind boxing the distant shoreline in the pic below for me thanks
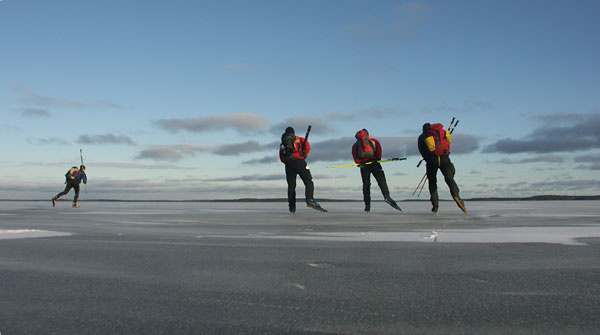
[2,195,599,202]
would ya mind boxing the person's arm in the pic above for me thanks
[425,136,436,153]
[302,138,311,158]
[352,143,359,163]
[374,139,382,160]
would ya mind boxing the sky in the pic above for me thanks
[1,0,599,200]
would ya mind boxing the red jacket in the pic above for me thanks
[279,136,310,163]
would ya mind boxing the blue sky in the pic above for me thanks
[1,0,599,200]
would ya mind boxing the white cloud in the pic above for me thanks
[156,113,269,134]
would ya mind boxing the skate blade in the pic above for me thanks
[453,197,467,214]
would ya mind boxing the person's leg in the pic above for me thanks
[360,167,371,211]
[440,155,459,197]
[54,183,73,200]
[296,160,314,202]
[440,155,466,213]
[426,157,439,212]
[72,182,80,205]
[285,163,297,212]
[371,163,390,199]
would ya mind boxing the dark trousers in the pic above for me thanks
[285,159,314,209]
[426,155,460,207]
[55,180,80,203]
[360,162,390,206]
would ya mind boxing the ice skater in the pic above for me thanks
[417,123,466,213]
[52,164,87,208]
[352,129,401,212]
[279,126,326,213]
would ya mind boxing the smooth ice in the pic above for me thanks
[0,200,599,245]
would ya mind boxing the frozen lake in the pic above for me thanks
[1,200,599,334]
[2,200,599,245]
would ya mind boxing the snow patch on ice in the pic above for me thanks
[226,226,600,246]
[0,229,72,240]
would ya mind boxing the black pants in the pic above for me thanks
[55,180,80,203]
[285,159,314,209]
[426,155,460,207]
[360,162,390,206]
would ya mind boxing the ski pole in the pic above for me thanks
[327,157,406,168]
[417,175,427,197]
[450,120,459,134]
[301,125,312,157]
[80,149,87,194]
[304,125,312,141]
[413,172,427,196]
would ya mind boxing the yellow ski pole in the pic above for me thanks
[327,157,406,168]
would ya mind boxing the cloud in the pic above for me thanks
[529,179,600,192]
[308,137,355,162]
[135,145,210,161]
[27,137,70,145]
[269,117,335,136]
[14,83,84,109]
[203,174,283,182]
[242,155,278,165]
[13,83,123,110]
[495,154,565,164]
[15,108,51,118]
[136,140,275,162]
[270,108,401,136]
[212,140,271,156]
[92,162,192,170]
[156,113,268,134]
[574,154,600,163]
[574,153,600,170]
[77,134,136,145]
[484,113,600,154]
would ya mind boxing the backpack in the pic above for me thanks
[280,132,298,161]
[355,130,376,160]
[65,167,79,180]
[426,123,450,155]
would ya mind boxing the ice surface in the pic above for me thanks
[0,200,599,245]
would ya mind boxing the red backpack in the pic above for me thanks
[355,129,376,160]
[426,123,450,155]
